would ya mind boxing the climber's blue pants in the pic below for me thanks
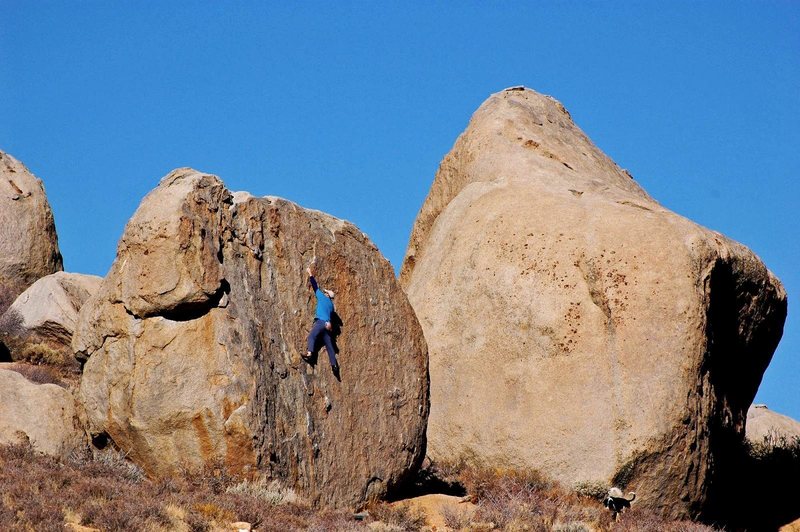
[306,319,337,367]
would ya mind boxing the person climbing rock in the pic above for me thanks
[304,262,340,378]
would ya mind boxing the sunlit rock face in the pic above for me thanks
[0,150,63,315]
[75,169,429,509]
[400,87,786,520]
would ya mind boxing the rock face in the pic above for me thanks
[74,169,429,509]
[400,87,786,520]
[0,368,85,457]
[747,404,800,444]
[0,272,102,361]
[0,151,63,314]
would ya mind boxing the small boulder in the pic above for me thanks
[0,368,85,457]
[0,272,102,363]
[746,404,800,444]
[391,494,476,530]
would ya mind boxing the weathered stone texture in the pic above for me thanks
[0,150,63,314]
[400,87,786,520]
[0,272,101,360]
[74,169,429,509]
[0,368,85,457]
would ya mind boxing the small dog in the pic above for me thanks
[603,487,636,520]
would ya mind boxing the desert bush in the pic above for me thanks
[0,441,360,531]
[92,448,146,483]
[368,502,427,531]
[19,341,64,365]
[226,476,303,505]
[0,307,23,336]
[552,522,593,532]
[747,429,800,461]
[573,480,608,501]
[6,362,64,386]
[0,440,729,531]
[306,509,366,532]
[426,461,722,532]
[0,285,20,318]
[0,308,23,362]
[441,503,473,529]
[459,464,552,504]
[182,460,241,495]
[613,508,716,531]
[193,501,237,522]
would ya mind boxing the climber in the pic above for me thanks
[303,262,340,378]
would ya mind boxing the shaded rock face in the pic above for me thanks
[0,151,63,314]
[74,169,429,509]
[0,368,85,457]
[400,88,786,520]
[0,272,102,361]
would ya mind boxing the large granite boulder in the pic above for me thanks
[0,272,102,363]
[0,150,63,314]
[400,87,786,520]
[0,368,85,457]
[74,169,429,509]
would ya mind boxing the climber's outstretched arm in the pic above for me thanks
[306,266,318,292]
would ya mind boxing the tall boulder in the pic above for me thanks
[0,151,63,314]
[0,368,85,457]
[400,87,786,521]
[74,169,429,509]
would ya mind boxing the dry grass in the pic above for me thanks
[4,362,66,386]
[0,287,21,321]
[421,459,718,532]
[18,341,64,365]
[0,308,82,385]
[0,442,359,531]
[368,501,427,531]
[0,443,727,531]
[3,352,82,388]
[226,476,303,505]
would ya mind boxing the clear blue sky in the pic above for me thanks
[2,2,798,420]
